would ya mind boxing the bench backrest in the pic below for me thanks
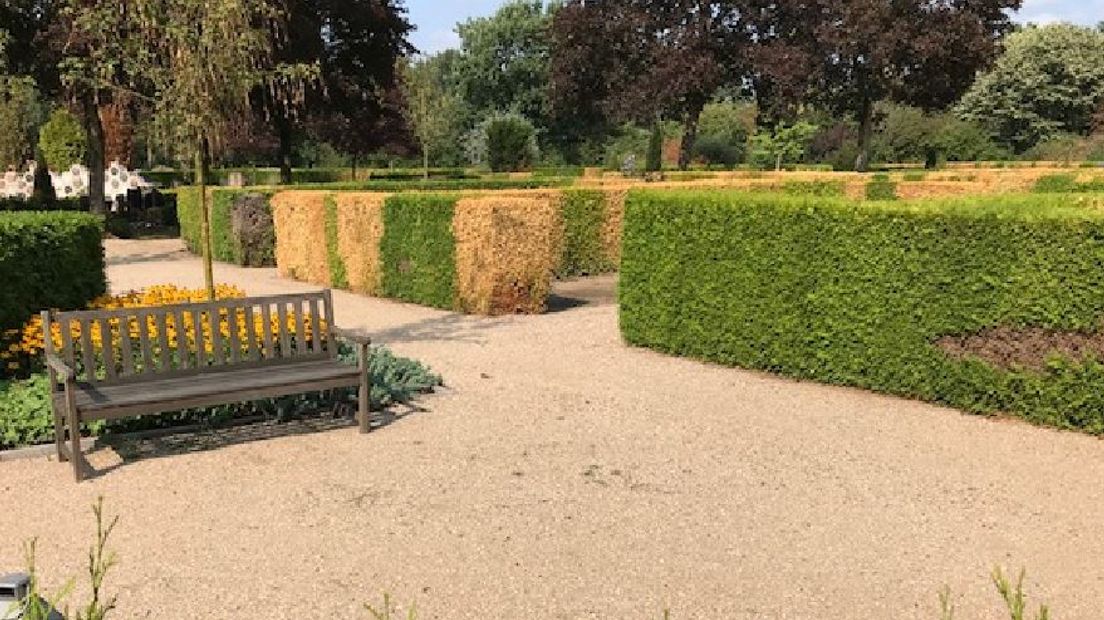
[42,290,338,386]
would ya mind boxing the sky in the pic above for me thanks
[405,0,1104,55]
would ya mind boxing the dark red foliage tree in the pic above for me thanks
[262,0,415,183]
[550,0,748,169]
[748,0,1022,170]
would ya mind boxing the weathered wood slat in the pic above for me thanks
[324,290,336,357]
[156,313,171,371]
[209,306,225,366]
[100,318,117,381]
[137,310,155,375]
[243,304,260,362]
[260,303,273,359]
[174,309,190,370]
[119,316,135,376]
[227,304,243,364]
[294,299,306,357]
[60,316,76,372]
[309,298,322,355]
[80,317,96,384]
[277,303,291,358]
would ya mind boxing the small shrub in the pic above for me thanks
[865,174,899,200]
[37,109,87,171]
[469,113,539,172]
[1033,174,1079,193]
[781,180,845,197]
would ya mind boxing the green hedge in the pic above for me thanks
[558,190,615,277]
[380,194,458,309]
[865,174,899,200]
[0,197,86,212]
[291,177,571,192]
[1033,174,1104,193]
[177,188,275,266]
[621,190,1104,432]
[323,195,349,289]
[0,212,106,334]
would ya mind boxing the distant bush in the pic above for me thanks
[37,109,86,171]
[781,180,845,197]
[621,189,1104,433]
[469,113,539,172]
[646,123,664,172]
[865,174,899,200]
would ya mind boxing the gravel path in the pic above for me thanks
[2,239,1103,619]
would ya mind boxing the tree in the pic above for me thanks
[748,121,817,171]
[550,0,747,170]
[135,0,317,298]
[454,1,554,130]
[0,73,43,171]
[466,112,539,172]
[693,100,755,166]
[749,0,1020,171]
[400,58,464,177]
[264,0,414,184]
[645,122,663,172]
[956,24,1104,153]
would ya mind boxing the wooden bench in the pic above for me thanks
[41,290,372,481]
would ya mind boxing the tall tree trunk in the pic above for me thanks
[79,92,107,214]
[196,137,215,300]
[854,94,874,173]
[423,145,430,180]
[351,154,357,182]
[277,114,293,185]
[679,101,705,171]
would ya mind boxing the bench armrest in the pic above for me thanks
[45,353,75,383]
[332,327,372,346]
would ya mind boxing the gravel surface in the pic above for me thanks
[1,238,1102,619]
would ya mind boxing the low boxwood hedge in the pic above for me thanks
[0,212,106,335]
[620,190,1104,432]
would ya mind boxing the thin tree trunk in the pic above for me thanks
[679,101,705,171]
[351,154,357,182]
[423,145,429,180]
[80,92,107,214]
[196,138,215,300]
[854,94,874,173]
[277,114,293,185]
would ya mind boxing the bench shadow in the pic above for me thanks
[371,313,507,345]
[87,403,425,479]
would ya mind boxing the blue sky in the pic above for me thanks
[405,0,1103,55]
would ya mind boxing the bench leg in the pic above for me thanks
[358,343,371,434]
[68,406,84,482]
[51,399,67,462]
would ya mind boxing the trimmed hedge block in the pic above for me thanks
[271,190,564,314]
[0,212,106,334]
[620,190,1104,432]
[178,188,276,267]
[380,193,458,310]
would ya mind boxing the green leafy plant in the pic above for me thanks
[364,593,417,620]
[992,567,1049,620]
[19,497,116,620]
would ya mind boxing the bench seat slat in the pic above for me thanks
[64,359,359,419]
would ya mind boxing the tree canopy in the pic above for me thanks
[956,24,1104,152]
